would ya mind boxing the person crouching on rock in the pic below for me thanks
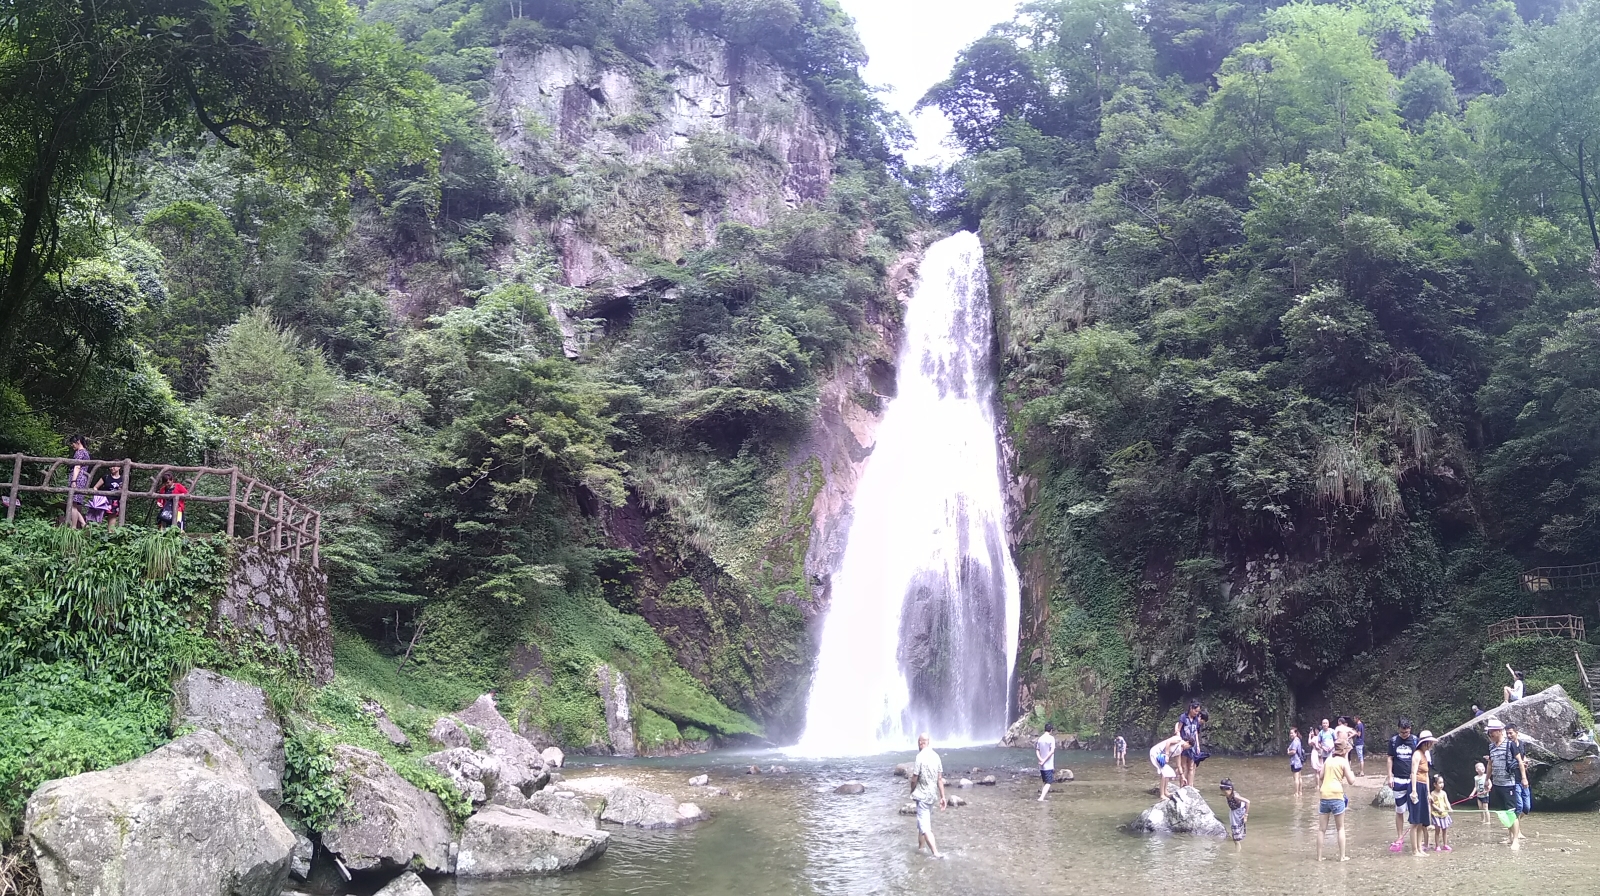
[1149,733,1184,798]
[908,733,947,858]
[1316,741,1356,862]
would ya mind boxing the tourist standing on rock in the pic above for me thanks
[1351,716,1366,775]
[1150,733,1184,798]
[1176,702,1203,786]
[1114,734,1127,767]
[1387,717,1419,852]
[1407,730,1437,857]
[1486,719,1523,847]
[1503,665,1525,704]
[1036,723,1057,801]
[1316,742,1356,861]
[1288,727,1306,794]
[1220,779,1249,852]
[908,733,947,858]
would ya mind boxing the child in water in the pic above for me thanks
[1474,762,1491,824]
[1429,775,1453,851]
[1220,779,1249,852]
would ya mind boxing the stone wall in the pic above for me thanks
[216,543,334,683]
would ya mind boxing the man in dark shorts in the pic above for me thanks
[1487,718,1523,847]
[1176,701,1203,786]
[1036,723,1057,801]
[1386,717,1418,852]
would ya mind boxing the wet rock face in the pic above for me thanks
[320,746,454,874]
[600,785,703,829]
[172,669,286,807]
[595,664,638,757]
[25,730,296,896]
[1432,685,1600,809]
[1127,786,1226,837]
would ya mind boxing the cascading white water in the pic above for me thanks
[796,231,1020,756]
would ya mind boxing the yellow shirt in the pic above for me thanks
[1320,755,1351,798]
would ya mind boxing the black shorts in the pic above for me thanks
[1490,784,1517,811]
[1040,769,1055,784]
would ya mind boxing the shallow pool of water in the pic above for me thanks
[433,747,1599,896]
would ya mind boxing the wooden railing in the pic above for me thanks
[1487,614,1586,643]
[1,454,320,567]
[1521,564,1600,591]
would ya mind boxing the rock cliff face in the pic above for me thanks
[491,36,837,294]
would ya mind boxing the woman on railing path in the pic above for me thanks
[156,471,187,531]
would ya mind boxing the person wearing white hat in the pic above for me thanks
[1407,730,1438,857]
[1486,718,1524,847]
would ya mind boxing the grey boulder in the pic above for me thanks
[688,774,709,787]
[542,746,565,769]
[1372,786,1395,808]
[1001,714,1044,747]
[374,871,433,896]
[456,807,609,877]
[834,782,865,795]
[429,716,471,749]
[363,700,411,748]
[321,745,454,874]
[25,730,295,896]
[1432,685,1600,809]
[526,790,601,829]
[172,669,286,807]
[892,762,913,778]
[1128,786,1226,837]
[595,664,637,757]
[422,747,494,805]
[601,785,702,828]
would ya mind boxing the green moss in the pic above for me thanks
[636,707,682,748]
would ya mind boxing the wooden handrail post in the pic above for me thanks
[117,459,131,526]
[273,491,284,551]
[227,469,238,537]
[311,512,321,568]
[6,455,19,521]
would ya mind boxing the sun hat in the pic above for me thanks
[1417,730,1438,744]
[1486,718,1506,731]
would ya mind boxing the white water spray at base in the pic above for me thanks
[796,231,1020,756]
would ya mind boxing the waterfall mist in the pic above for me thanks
[796,231,1020,756]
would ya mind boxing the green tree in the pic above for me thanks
[1483,7,1600,253]
[0,0,439,354]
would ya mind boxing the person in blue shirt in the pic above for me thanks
[1352,715,1367,776]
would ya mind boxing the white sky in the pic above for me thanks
[837,0,1018,165]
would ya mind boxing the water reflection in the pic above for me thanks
[438,747,1600,896]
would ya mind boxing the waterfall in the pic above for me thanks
[796,231,1020,756]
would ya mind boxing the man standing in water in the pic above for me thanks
[1487,719,1524,847]
[908,733,948,858]
[1387,717,1419,851]
[1036,723,1057,800]
[1114,734,1128,767]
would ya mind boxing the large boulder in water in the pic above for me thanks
[321,746,454,873]
[24,730,295,896]
[1127,786,1226,837]
[172,669,286,807]
[456,806,609,877]
[601,785,703,828]
[1432,685,1600,809]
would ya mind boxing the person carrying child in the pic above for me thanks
[1220,779,1249,852]
[1429,775,1453,851]
[156,471,187,530]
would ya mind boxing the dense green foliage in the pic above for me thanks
[1,0,907,748]
[933,0,1600,743]
[0,522,228,829]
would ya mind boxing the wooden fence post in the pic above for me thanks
[117,459,131,526]
[6,455,19,521]
[227,469,238,537]
[311,512,321,568]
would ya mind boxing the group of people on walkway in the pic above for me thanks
[58,435,186,529]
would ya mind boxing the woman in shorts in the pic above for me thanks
[1317,742,1356,861]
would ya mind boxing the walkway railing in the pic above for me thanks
[1487,614,1586,643]
[1521,564,1600,591]
[1,454,320,567]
